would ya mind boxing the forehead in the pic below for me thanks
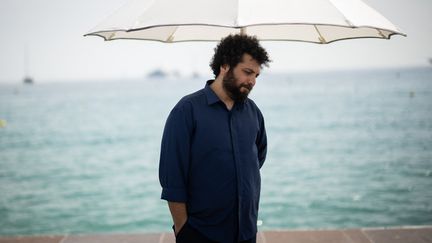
[236,54,260,72]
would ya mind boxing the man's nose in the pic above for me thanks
[248,76,256,86]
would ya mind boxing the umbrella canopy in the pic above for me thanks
[85,0,405,44]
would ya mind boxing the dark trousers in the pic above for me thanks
[175,222,256,243]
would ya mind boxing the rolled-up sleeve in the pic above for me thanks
[256,109,267,169]
[159,101,194,202]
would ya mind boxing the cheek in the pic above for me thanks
[235,75,248,85]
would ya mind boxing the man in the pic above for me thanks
[159,34,270,243]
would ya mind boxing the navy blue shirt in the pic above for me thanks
[159,80,267,242]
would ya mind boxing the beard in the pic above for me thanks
[222,69,253,102]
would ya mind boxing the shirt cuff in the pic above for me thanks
[161,187,187,202]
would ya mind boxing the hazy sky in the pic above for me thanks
[0,0,431,83]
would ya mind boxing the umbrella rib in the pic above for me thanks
[166,26,179,42]
[377,29,386,38]
[108,32,116,40]
[313,25,327,44]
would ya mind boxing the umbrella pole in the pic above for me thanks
[240,27,246,35]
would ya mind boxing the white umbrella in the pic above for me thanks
[85,0,405,44]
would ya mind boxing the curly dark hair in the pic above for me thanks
[210,34,270,77]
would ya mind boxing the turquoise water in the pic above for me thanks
[1,67,431,236]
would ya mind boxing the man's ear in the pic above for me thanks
[220,64,230,74]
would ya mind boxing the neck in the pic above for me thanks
[210,76,234,110]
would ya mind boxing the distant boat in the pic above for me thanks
[429,58,432,66]
[147,69,168,78]
[23,45,34,85]
[147,69,182,79]
[23,76,33,84]
[191,71,201,79]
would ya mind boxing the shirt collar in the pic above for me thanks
[204,80,220,105]
[204,79,249,108]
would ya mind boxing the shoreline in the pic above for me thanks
[1,225,431,243]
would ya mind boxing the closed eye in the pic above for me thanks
[243,68,260,78]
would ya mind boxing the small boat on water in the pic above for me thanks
[23,76,33,84]
[23,45,34,85]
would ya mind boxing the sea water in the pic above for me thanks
[0,67,431,236]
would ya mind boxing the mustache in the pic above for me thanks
[240,83,253,91]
